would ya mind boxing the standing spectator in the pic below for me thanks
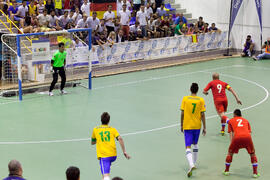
[174,20,184,36]
[174,13,187,25]
[37,0,45,15]
[116,29,125,42]
[117,0,122,16]
[72,7,82,25]
[119,4,131,39]
[253,38,270,61]
[54,0,63,16]
[91,112,131,180]
[59,10,70,29]
[187,23,195,35]
[241,35,254,57]
[16,0,28,28]
[76,13,89,28]
[160,16,170,36]
[155,0,163,8]
[122,0,131,10]
[156,3,166,17]
[66,166,80,180]
[151,2,157,14]
[45,0,55,15]
[196,16,204,30]
[202,23,209,33]
[145,2,153,19]
[81,0,91,17]
[28,0,37,16]
[209,23,220,32]
[133,0,141,11]
[136,5,148,37]
[3,160,26,180]
[64,0,75,11]
[103,5,116,35]
[49,9,62,30]
[8,0,19,22]
[89,11,100,32]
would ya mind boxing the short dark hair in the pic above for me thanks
[247,35,251,38]
[58,42,64,47]
[22,0,27,2]
[190,83,199,94]
[112,177,123,180]
[101,112,110,125]
[234,109,242,116]
[66,166,80,180]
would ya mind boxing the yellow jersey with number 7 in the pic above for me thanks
[91,125,120,158]
[180,96,206,130]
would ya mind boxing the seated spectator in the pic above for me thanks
[72,7,82,25]
[147,17,160,38]
[81,0,90,17]
[76,13,89,28]
[156,4,166,17]
[174,20,184,36]
[202,22,209,33]
[151,2,157,14]
[241,35,255,57]
[93,32,107,50]
[73,37,84,47]
[174,13,187,26]
[8,0,19,22]
[161,16,171,37]
[136,29,145,40]
[3,159,26,180]
[30,13,41,32]
[116,29,126,42]
[181,25,188,35]
[107,31,116,46]
[59,10,70,29]
[209,23,221,32]
[187,23,195,35]
[37,9,53,32]
[65,21,74,29]
[97,19,107,33]
[68,10,76,27]
[112,177,123,180]
[89,11,100,32]
[37,0,45,15]
[129,21,141,41]
[15,0,28,28]
[66,166,80,180]
[114,17,121,32]
[28,0,37,16]
[193,25,201,34]
[45,0,54,15]
[196,16,204,30]
[153,16,164,37]
[49,10,62,30]
[253,38,270,61]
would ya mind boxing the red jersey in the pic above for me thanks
[204,80,230,101]
[228,117,251,138]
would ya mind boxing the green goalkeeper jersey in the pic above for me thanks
[52,50,67,67]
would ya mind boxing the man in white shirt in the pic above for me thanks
[119,4,131,39]
[81,0,91,17]
[72,7,82,25]
[129,21,141,40]
[136,5,148,37]
[103,5,116,35]
[117,0,122,16]
[157,4,167,17]
[16,0,28,28]
[76,13,89,28]
[145,3,153,19]
[59,10,70,29]
[37,9,50,28]
[88,11,100,32]
[122,0,131,11]
[49,9,62,30]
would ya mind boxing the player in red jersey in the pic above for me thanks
[223,109,259,178]
[203,72,242,135]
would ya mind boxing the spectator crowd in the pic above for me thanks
[1,0,221,47]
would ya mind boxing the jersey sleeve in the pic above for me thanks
[113,128,120,139]
[91,128,96,141]
[200,98,206,112]
[180,97,186,111]
[225,82,231,89]
[204,82,212,92]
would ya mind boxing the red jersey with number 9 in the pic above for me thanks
[228,117,251,138]
[204,80,230,101]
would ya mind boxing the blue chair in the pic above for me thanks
[164,3,176,11]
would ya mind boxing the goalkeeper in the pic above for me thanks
[49,42,67,96]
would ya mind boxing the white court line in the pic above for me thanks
[0,65,268,145]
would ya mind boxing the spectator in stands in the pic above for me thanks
[73,37,84,47]
[193,25,201,34]
[136,29,144,40]
[129,21,141,40]
[196,16,204,30]
[122,0,131,11]
[45,0,54,15]
[31,13,41,32]
[37,9,52,31]
[89,11,100,32]
[181,25,188,35]
[76,13,89,28]
[133,0,142,11]
[202,22,209,33]
[155,0,163,8]
[59,10,70,29]
[37,0,45,15]
[81,0,91,17]
[174,13,187,25]
[93,32,107,50]
[3,160,26,180]
[116,29,125,42]
[103,5,116,35]
[66,166,80,180]
[64,0,75,11]
[156,4,166,17]
[114,17,121,32]
[54,0,63,16]
[151,2,157,14]
[145,2,153,19]
[160,16,171,37]
[72,7,82,25]
[16,0,28,28]
[119,3,131,39]
[174,20,184,36]
[28,0,37,16]
[117,0,122,16]
[68,10,76,27]
[97,19,107,33]
[136,5,148,37]
[241,35,255,57]
[107,31,116,46]
[209,23,220,32]
[147,17,159,38]
[112,177,123,180]
[187,23,195,35]
[253,38,270,61]
[8,0,19,22]
[49,9,62,30]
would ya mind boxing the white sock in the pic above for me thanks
[186,148,194,168]
[193,144,198,165]
[104,176,110,180]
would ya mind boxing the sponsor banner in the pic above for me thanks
[32,40,50,61]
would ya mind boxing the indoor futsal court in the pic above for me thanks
[0,57,269,180]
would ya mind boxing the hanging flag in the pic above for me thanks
[254,0,262,31]
[91,0,117,19]
[229,0,243,33]
[191,34,198,43]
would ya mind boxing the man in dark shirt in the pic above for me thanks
[241,35,255,57]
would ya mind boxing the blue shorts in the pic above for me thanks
[99,156,117,174]
[184,129,200,147]
[14,16,22,21]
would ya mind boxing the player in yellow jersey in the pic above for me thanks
[91,112,130,180]
[180,83,206,178]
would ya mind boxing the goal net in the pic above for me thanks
[1,28,92,100]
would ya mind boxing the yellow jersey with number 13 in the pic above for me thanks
[180,96,206,130]
[91,125,120,159]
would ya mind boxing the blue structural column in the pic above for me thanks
[16,35,23,101]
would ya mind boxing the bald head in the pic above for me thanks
[212,72,219,80]
[8,160,22,176]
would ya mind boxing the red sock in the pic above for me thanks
[225,155,232,172]
[251,155,258,174]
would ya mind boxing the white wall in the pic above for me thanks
[176,0,270,50]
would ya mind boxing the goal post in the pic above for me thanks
[2,28,92,101]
